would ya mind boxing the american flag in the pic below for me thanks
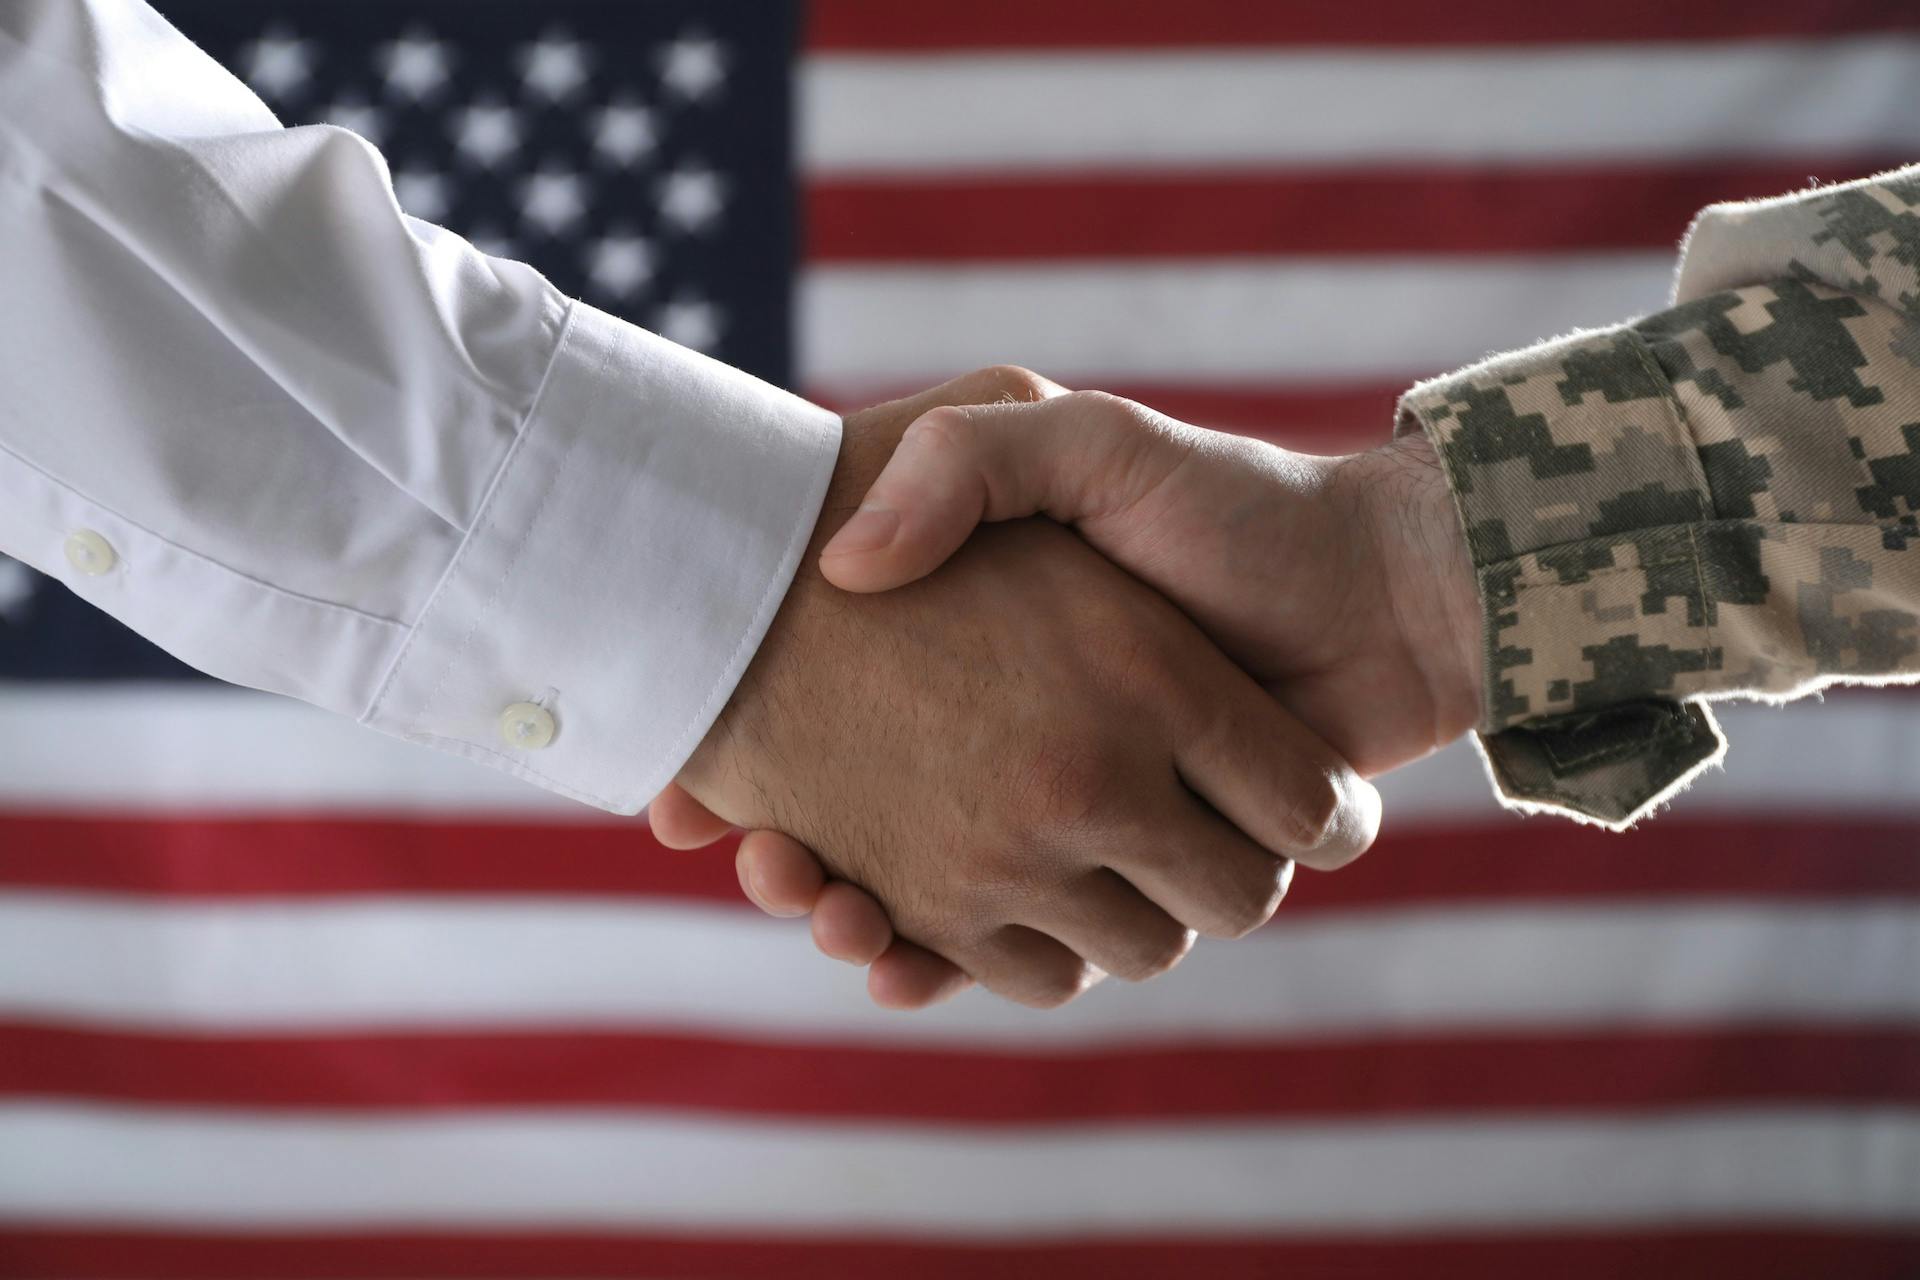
[2,2,1918,1276]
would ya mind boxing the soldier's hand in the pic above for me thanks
[817,387,1484,777]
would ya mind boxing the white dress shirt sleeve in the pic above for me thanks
[0,0,841,813]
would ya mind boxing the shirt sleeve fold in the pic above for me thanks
[1396,164,1920,825]
[0,0,840,814]
[363,302,840,814]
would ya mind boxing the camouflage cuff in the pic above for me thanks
[1397,324,1730,826]
[1396,268,1920,826]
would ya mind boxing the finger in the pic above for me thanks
[1022,869,1196,983]
[868,940,974,1010]
[872,365,1069,427]
[1113,803,1297,941]
[734,829,825,918]
[816,405,997,590]
[812,880,895,965]
[1174,684,1382,872]
[954,925,1105,1010]
[648,782,735,849]
[821,391,1178,592]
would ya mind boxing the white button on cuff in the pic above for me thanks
[499,701,557,751]
[65,529,118,576]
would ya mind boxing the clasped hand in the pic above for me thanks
[651,367,1482,1010]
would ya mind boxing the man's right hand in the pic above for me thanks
[667,371,1379,1010]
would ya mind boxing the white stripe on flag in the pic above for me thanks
[1,684,1916,821]
[798,254,1675,385]
[3,895,1913,1042]
[800,39,1920,173]
[0,685,585,817]
[4,1103,1916,1231]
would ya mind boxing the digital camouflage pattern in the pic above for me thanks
[1398,165,1920,826]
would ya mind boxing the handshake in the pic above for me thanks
[652,367,1485,1011]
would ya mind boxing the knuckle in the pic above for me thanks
[949,841,1033,906]
[978,363,1052,402]
[1280,765,1345,853]
[1061,388,1127,416]
[1059,389,1162,437]
[896,898,969,954]
[1300,767,1380,870]
[1207,863,1290,940]
[1114,924,1196,983]
[1014,960,1098,1010]
[900,404,976,456]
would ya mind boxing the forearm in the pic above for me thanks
[0,0,840,812]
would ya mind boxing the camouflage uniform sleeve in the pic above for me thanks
[1396,165,1920,827]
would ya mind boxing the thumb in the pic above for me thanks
[819,391,1171,593]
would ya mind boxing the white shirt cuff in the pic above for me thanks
[362,301,842,814]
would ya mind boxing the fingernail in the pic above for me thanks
[822,505,899,557]
[748,866,807,919]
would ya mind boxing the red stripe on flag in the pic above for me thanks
[3,815,1917,905]
[805,162,1899,262]
[3,1023,1916,1118]
[806,0,1920,50]
[0,814,730,901]
[1313,816,1920,911]
[7,1227,1918,1280]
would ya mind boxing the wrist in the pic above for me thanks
[679,400,919,805]
[1353,431,1485,742]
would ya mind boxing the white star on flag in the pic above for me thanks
[379,31,452,102]
[586,234,655,299]
[465,225,518,260]
[592,102,658,168]
[453,102,522,168]
[0,557,34,622]
[321,97,387,148]
[657,296,721,351]
[658,166,726,234]
[520,169,588,236]
[392,169,451,223]
[519,33,591,102]
[240,29,313,100]
[660,34,726,102]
